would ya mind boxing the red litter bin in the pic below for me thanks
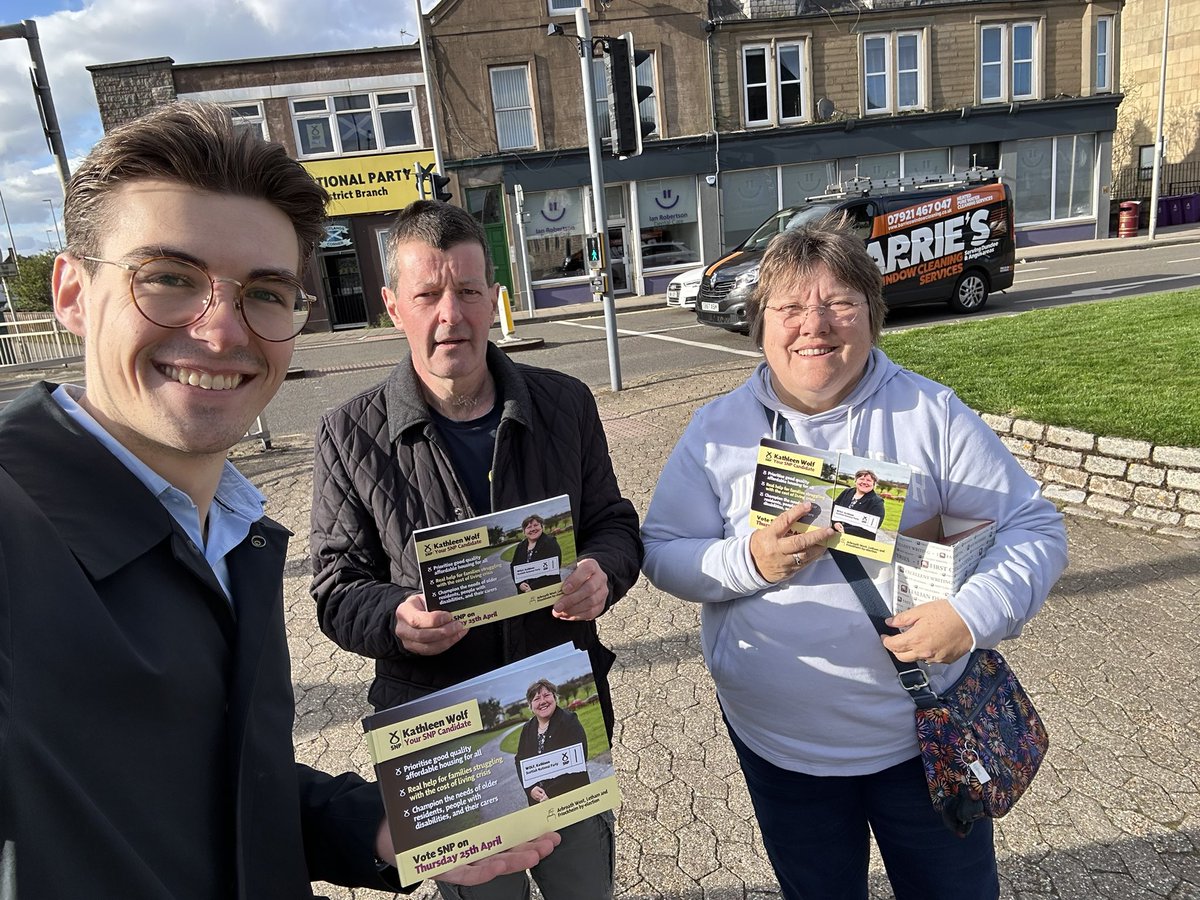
[1118,200,1140,237]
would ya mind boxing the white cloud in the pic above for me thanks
[0,0,419,255]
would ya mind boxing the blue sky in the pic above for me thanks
[0,0,420,257]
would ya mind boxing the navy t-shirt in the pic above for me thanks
[429,398,502,515]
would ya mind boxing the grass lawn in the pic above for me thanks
[878,291,1200,447]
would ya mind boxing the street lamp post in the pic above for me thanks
[45,198,62,249]
[1148,0,1170,240]
[549,12,623,392]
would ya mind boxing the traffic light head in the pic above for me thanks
[430,172,452,203]
[605,33,653,158]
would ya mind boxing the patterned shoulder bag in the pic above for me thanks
[831,549,1050,837]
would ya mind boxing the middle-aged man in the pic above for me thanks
[310,200,643,900]
[0,102,555,900]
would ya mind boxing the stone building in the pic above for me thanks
[88,0,1129,322]
[89,47,434,332]
[421,0,1124,312]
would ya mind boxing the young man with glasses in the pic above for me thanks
[0,103,555,899]
[310,200,644,900]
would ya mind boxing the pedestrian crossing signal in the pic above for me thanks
[585,235,604,269]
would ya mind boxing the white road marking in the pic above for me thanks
[1015,270,1097,283]
[1016,272,1199,303]
[558,320,761,357]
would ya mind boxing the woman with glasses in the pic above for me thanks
[641,219,1067,900]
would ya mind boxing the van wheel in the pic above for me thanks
[949,271,989,313]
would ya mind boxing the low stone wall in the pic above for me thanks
[980,414,1200,535]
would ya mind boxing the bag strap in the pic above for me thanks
[762,402,940,709]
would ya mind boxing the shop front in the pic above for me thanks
[301,149,436,331]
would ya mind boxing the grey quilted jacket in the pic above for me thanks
[310,344,642,733]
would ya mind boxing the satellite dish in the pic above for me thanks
[815,97,835,121]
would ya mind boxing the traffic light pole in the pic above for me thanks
[574,8,622,392]
[0,20,71,194]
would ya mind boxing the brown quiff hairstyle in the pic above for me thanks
[746,215,887,346]
[64,101,329,267]
[385,200,493,288]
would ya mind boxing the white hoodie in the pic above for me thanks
[642,349,1067,776]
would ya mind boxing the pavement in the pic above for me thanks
[229,349,1199,900]
[6,222,1200,898]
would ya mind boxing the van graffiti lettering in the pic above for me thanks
[866,208,991,275]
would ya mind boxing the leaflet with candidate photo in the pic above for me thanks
[749,438,912,563]
[363,644,620,884]
[415,496,575,628]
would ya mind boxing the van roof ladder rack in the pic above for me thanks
[807,167,1004,201]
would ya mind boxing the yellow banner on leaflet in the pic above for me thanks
[397,778,621,883]
[301,151,434,215]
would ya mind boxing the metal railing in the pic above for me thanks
[0,312,83,371]
[1111,160,1200,202]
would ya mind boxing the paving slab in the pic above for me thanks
[234,360,1200,900]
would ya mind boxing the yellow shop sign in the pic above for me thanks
[302,151,435,216]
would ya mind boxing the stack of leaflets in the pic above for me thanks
[415,495,575,628]
[892,515,998,612]
[749,438,912,563]
[363,644,621,883]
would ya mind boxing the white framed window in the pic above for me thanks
[980,22,1038,103]
[1138,144,1156,179]
[548,0,582,13]
[290,91,420,158]
[592,52,660,142]
[862,31,924,115]
[742,39,809,128]
[490,65,536,152]
[1095,15,1114,92]
[227,102,267,140]
[1014,134,1095,224]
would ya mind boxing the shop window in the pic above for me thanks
[980,22,1039,103]
[548,0,582,13]
[853,150,949,185]
[291,91,420,158]
[742,39,809,128]
[1014,135,1095,224]
[638,176,700,270]
[781,161,837,205]
[722,168,779,249]
[525,188,586,281]
[862,31,924,115]
[490,65,536,151]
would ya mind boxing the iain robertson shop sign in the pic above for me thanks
[301,150,435,216]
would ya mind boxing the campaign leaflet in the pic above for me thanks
[415,495,575,628]
[749,438,912,563]
[363,644,621,884]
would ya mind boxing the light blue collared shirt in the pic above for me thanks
[53,384,266,604]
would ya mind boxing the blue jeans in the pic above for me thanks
[725,722,999,900]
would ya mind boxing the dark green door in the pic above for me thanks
[467,186,513,296]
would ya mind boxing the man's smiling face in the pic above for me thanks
[54,179,300,472]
